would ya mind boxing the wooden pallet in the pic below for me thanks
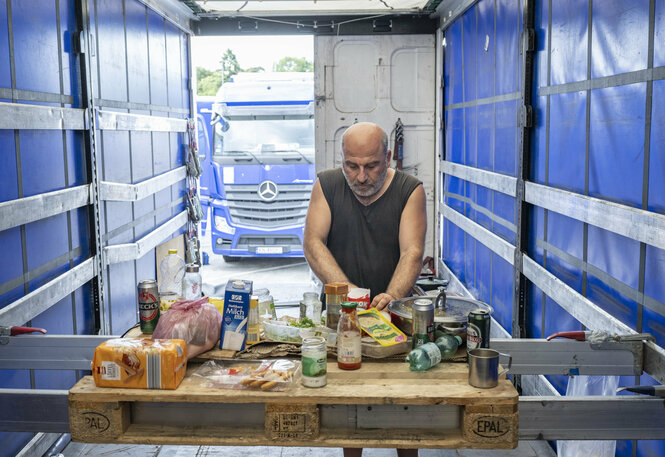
[69,361,518,449]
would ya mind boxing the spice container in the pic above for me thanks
[301,336,327,387]
[182,264,202,300]
[337,301,361,370]
[325,283,348,331]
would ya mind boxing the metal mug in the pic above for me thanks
[468,348,512,389]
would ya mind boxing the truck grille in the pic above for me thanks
[224,183,312,228]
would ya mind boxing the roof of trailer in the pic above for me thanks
[181,0,441,17]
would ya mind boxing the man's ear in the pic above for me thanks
[386,149,392,164]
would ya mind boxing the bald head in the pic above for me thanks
[341,122,389,158]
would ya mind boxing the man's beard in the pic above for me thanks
[342,165,388,198]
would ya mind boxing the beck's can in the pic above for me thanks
[467,309,491,352]
[412,299,434,349]
[138,279,160,333]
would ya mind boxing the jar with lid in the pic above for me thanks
[300,292,322,324]
[254,288,276,321]
[337,301,361,370]
[325,283,348,331]
[301,336,327,387]
[182,263,202,300]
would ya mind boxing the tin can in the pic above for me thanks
[467,309,491,352]
[138,279,160,334]
[412,299,434,349]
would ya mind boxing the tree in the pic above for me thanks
[196,67,222,96]
[220,48,241,83]
[273,56,313,72]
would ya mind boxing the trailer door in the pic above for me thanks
[314,35,436,257]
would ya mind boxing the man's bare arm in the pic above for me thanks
[371,184,427,310]
[303,180,356,287]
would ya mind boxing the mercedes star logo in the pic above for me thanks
[258,180,278,202]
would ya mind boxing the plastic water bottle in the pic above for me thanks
[405,334,463,371]
[435,334,463,359]
[159,249,186,296]
[406,342,441,371]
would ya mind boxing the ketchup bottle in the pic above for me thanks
[337,301,362,370]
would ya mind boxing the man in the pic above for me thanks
[304,122,425,457]
[304,121,426,310]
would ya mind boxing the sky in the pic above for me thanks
[192,35,314,72]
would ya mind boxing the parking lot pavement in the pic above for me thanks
[199,236,318,307]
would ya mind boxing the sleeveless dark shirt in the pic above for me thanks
[318,168,422,300]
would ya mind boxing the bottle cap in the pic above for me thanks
[254,288,270,297]
[185,263,199,273]
[341,301,357,309]
[324,283,349,294]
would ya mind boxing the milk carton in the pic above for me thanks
[220,279,253,351]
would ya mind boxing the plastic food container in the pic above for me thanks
[264,319,335,345]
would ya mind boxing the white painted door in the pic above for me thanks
[314,34,437,257]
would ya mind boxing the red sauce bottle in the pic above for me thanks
[337,301,362,370]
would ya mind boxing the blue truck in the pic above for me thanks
[204,72,315,261]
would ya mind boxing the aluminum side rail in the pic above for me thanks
[519,396,665,440]
[104,211,188,265]
[99,166,186,202]
[0,258,96,327]
[0,185,91,232]
[0,335,117,370]
[0,101,87,130]
[0,389,70,433]
[96,109,187,133]
[491,338,643,377]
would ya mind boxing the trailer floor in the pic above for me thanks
[62,441,556,457]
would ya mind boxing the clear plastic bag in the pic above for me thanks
[193,359,301,391]
[557,375,619,457]
[152,297,221,359]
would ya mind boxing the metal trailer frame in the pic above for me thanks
[1,0,665,453]
[0,0,196,454]
[434,0,665,399]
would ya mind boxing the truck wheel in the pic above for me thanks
[223,255,238,263]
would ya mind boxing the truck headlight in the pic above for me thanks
[214,215,236,235]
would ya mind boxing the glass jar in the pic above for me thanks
[255,288,276,321]
[181,263,202,300]
[325,283,348,331]
[337,301,361,370]
[300,292,319,319]
[301,336,327,387]
[300,292,323,324]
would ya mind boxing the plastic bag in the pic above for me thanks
[152,297,221,359]
[557,375,619,457]
[193,359,301,391]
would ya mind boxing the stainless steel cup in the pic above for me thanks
[468,348,512,389]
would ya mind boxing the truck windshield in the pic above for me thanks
[213,118,314,163]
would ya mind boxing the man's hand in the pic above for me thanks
[371,293,396,311]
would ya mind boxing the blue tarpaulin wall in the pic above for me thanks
[442,1,665,456]
[0,0,190,455]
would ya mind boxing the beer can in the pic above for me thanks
[138,279,160,334]
[467,309,491,353]
[412,299,434,349]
